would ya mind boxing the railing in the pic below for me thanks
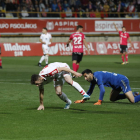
[1,11,140,18]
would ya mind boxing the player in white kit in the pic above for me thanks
[38,28,52,67]
[31,62,90,110]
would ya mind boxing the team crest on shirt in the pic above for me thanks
[46,22,54,30]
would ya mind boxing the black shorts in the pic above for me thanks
[72,52,83,63]
[120,45,128,53]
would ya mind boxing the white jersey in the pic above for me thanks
[39,62,71,89]
[40,33,52,47]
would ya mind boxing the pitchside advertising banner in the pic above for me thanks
[0,42,140,57]
[0,19,140,34]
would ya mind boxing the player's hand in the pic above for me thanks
[75,72,82,77]
[74,99,85,103]
[42,42,46,44]
[94,100,102,105]
[66,44,69,47]
[37,105,44,110]
[87,49,90,55]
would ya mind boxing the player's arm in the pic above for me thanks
[39,38,46,44]
[83,39,90,54]
[128,37,134,48]
[37,86,45,110]
[87,83,95,96]
[57,67,82,77]
[113,22,119,33]
[66,39,71,47]
[94,84,105,105]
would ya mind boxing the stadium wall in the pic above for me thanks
[1,42,140,57]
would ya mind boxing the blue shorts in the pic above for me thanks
[113,76,131,93]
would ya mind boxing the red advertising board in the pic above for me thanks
[0,19,140,34]
[0,42,140,57]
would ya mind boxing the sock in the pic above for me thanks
[134,95,140,103]
[76,64,79,72]
[121,56,125,62]
[115,94,126,101]
[58,92,69,103]
[125,54,128,62]
[72,81,88,96]
[44,55,48,65]
[39,56,45,63]
[72,63,77,71]
[0,59,2,66]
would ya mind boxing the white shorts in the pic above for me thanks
[53,64,71,87]
[42,45,49,54]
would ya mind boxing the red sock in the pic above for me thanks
[125,54,128,61]
[121,56,124,62]
[72,63,77,71]
[0,59,2,66]
[76,64,79,71]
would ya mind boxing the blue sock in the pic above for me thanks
[132,92,135,96]
[134,95,140,103]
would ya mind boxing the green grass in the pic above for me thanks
[0,55,140,140]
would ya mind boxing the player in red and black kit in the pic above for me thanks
[0,46,2,69]
[66,25,89,77]
[113,22,133,65]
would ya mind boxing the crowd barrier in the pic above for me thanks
[0,42,140,57]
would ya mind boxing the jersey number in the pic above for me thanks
[73,37,82,45]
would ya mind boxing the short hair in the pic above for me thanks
[43,27,47,31]
[31,74,39,85]
[77,25,83,30]
[82,69,93,75]
[122,26,126,29]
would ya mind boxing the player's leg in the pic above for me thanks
[110,89,126,102]
[44,54,49,65]
[64,74,90,100]
[125,91,140,103]
[120,45,125,64]
[76,53,83,72]
[38,55,45,67]
[55,85,72,109]
[72,52,78,72]
[125,50,128,63]
[0,47,2,69]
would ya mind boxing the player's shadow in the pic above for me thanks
[114,62,122,64]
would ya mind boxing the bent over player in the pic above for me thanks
[75,69,139,105]
[31,62,90,110]
[113,22,133,65]
[38,27,52,67]
[66,25,89,77]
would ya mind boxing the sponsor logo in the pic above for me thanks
[3,43,31,56]
[95,21,123,31]
[46,22,54,30]
[96,43,107,54]
[4,43,31,51]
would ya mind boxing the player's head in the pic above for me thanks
[31,74,44,86]
[82,69,93,82]
[42,27,47,34]
[122,26,126,32]
[77,25,83,32]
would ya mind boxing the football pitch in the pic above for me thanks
[0,55,140,140]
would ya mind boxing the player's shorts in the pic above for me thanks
[120,45,128,53]
[42,45,49,54]
[113,76,131,93]
[72,52,83,63]
[53,64,71,87]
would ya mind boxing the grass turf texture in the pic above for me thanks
[0,55,140,140]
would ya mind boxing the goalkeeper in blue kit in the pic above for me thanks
[74,69,139,105]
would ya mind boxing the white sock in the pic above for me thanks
[44,55,49,65]
[39,55,45,63]
[58,92,70,103]
[72,81,87,96]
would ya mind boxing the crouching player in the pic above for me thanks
[31,62,90,110]
[74,69,139,105]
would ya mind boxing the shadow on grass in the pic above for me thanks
[0,112,13,114]
[114,62,122,64]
